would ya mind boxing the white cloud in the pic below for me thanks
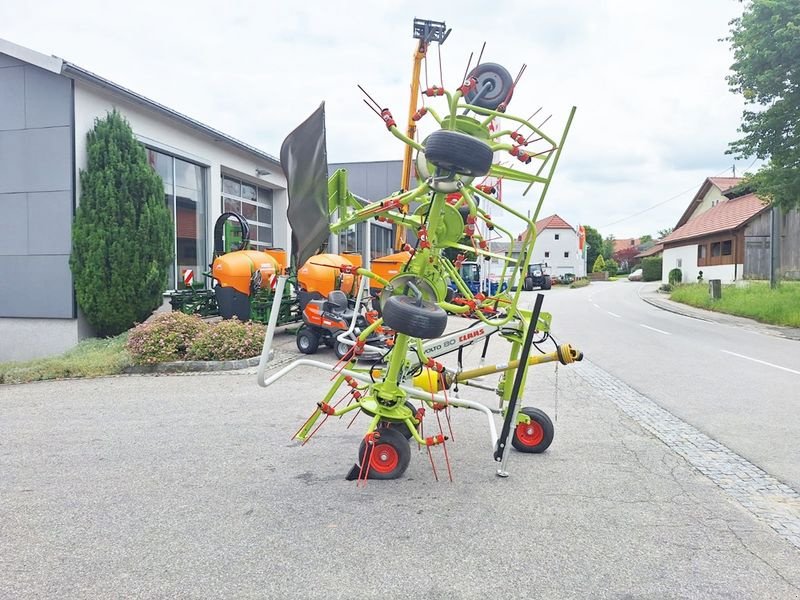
[0,0,755,238]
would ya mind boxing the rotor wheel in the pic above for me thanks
[358,428,411,480]
[382,295,448,339]
[465,62,514,111]
[424,129,494,178]
[512,407,554,453]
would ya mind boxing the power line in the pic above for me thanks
[599,160,756,229]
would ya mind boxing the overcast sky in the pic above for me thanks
[2,0,759,239]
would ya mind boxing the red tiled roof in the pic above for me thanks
[663,193,768,244]
[708,177,743,193]
[535,214,573,233]
[613,238,640,253]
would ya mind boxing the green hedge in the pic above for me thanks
[642,257,663,281]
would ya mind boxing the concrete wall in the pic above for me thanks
[73,81,289,270]
[329,160,402,202]
[662,244,739,283]
[0,54,74,322]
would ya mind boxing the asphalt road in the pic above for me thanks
[2,318,800,598]
[537,281,800,491]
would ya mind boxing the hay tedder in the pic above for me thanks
[258,18,583,482]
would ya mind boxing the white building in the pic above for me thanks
[489,214,586,280]
[530,214,586,278]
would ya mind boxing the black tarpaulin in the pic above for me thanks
[280,102,329,268]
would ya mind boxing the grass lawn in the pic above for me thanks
[669,282,800,327]
[0,334,132,385]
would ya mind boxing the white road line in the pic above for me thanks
[591,302,600,308]
[721,350,800,376]
[640,324,671,335]
[607,311,622,318]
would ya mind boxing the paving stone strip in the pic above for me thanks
[572,359,800,550]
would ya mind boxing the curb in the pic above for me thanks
[123,355,263,375]
[638,284,800,342]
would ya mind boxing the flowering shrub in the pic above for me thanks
[126,312,207,364]
[186,318,265,361]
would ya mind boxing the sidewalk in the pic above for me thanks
[638,282,800,342]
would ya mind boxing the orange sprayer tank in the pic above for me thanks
[370,251,412,289]
[264,249,288,273]
[212,250,280,296]
[298,253,361,296]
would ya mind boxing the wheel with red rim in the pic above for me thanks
[357,427,411,479]
[512,407,554,453]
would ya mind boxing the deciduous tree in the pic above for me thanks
[726,0,800,210]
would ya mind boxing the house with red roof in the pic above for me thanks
[661,177,770,283]
[530,214,586,278]
[491,214,586,279]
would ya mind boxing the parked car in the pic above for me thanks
[628,268,643,281]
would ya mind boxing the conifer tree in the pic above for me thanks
[70,110,173,336]
[592,254,606,273]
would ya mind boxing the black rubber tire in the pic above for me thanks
[334,337,352,360]
[542,276,552,291]
[381,401,418,440]
[357,428,411,480]
[523,276,534,292]
[296,326,320,354]
[382,295,448,339]
[424,129,493,177]
[512,407,554,453]
[465,62,514,110]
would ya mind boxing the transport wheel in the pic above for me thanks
[424,129,494,177]
[358,428,411,480]
[465,62,514,110]
[512,407,554,453]
[382,295,448,339]
[524,276,534,291]
[542,276,552,290]
[296,326,320,354]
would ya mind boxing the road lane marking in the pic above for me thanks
[640,324,671,335]
[721,350,800,376]
[607,311,621,318]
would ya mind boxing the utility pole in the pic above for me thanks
[769,205,781,289]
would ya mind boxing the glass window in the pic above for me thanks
[370,223,393,259]
[240,201,257,221]
[222,177,240,196]
[698,245,707,259]
[221,174,274,248]
[258,187,273,205]
[711,242,722,257]
[146,150,207,290]
[722,240,732,256]
[564,251,569,258]
[224,197,240,214]
[257,205,272,223]
[554,234,560,240]
[241,183,257,201]
[544,251,550,258]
